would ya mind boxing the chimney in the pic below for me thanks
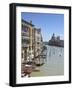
[30,20,32,24]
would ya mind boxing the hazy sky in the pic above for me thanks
[21,12,64,41]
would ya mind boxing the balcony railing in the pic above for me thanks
[22,31,29,36]
[22,43,29,48]
[22,36,29,40]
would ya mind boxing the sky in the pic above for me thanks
[21,12,64,41]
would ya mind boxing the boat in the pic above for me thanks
[35,63,44,66]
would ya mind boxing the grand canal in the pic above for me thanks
[31,45,64,77]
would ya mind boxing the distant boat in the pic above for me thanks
[35,62,44,66]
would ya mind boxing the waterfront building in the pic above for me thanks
[21,20,34,63]
[48,33,64,47]
[21,19,43,64]
[33,28,43,64]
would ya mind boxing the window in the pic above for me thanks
[22,24,29,32]
[22,39,29,44]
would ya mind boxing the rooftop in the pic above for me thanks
[22,19,34,27]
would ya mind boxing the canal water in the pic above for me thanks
[31,45,64,77]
